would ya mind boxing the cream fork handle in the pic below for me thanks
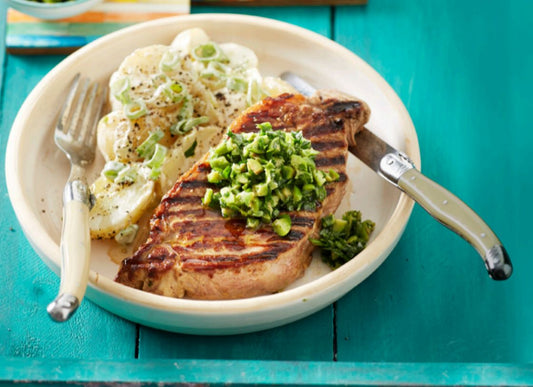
[47,179,91,322]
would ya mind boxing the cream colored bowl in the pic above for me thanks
[5,14,419,335]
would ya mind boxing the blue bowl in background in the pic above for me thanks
[8,0,101,20]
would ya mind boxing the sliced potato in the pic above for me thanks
[158,125,223,194]
[97,111,124,162]
[89,169,156,239]
[170,27,210,53]
[262,76,296,97]
[219,42,258,69]
[91,28,288,241]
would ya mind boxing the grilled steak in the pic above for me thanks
[115,92,370,299]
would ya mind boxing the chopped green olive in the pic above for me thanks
[204,122,339,236]
[202,188,214,206]
[272,214,292,237]
[247,159,263,175]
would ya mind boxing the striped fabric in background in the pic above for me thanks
[6,0,190,54]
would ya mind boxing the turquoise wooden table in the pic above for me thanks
[1,1,532,385]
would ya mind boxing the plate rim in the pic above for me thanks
[5,13,419,324]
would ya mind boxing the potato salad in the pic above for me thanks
[89,28,293,243]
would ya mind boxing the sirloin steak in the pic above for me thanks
[115,92,370,299]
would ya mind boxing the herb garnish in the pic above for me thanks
[311,210,375,268]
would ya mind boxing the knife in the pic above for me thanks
[281,71,512,280]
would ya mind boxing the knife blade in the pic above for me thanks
[280,71,512,280]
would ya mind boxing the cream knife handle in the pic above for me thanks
[47,180,91,322]
[397,168,512,280]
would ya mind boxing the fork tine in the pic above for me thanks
[68,77,91,140]
[56,73,81,135]
[78,82,99,142]
[81,84,107,156]
[86,85,107,147]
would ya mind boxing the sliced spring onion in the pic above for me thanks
[227,77,248,92]
[151,73,170,88]
[142,142,167,181]
[162,81,187,103]
[199,76,227,90]
[102,161,127,181]
[201,61,229,79]
[178,97,194,121]
[192,42,221,62]
[115,224,139,245]
[246,79,266,106]
[184,139,198,158]
[170,116,209,135]
[159,50,181,72]
[115,165,138,184]
[149,167,162,181]
[145,143,167,169]
[199,61,231,89]
[124,99,147,120]
[110,77,131,105]
[136,129,165,159]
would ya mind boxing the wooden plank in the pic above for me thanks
[192,0,366,5]
[2,358,533,386]
[333,0,533,363]
[138,307,334,360]
[5,0,188,56]
[0,2,5,93]
[191,5,332,38]
[0,54,137,359]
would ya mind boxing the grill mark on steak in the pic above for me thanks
[337,172,348,183]
[115,91,370,300]
[325,101,363,115]
[290,216,316,228]
[315,154,346,167]
[305,122,343,138]
[312,140,346,152]
[161,195,203,206]
[181,250,284,271]
[161,208,213,218]
[197,163,211,173]
[178,180,214,190]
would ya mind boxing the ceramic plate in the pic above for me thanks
[5,14,420,335]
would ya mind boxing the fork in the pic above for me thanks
[47,74,106,322]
